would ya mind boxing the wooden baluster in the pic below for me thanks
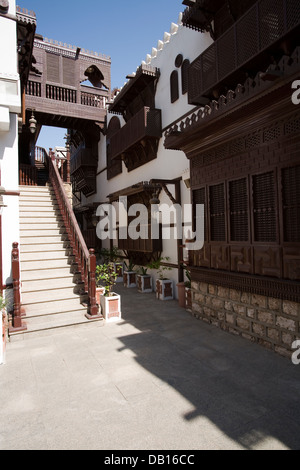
[85,249,101,319]
[9,243,27,332]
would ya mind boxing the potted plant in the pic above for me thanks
[0,295,7,365]
[123,260,137,288]
[100,247,124,282]
[147,257,173,301]
[137,267,153,293]
[96,264,121,322]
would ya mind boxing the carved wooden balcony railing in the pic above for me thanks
[70,149,98,196]
[110,107,162,171]
[188,0,300,105]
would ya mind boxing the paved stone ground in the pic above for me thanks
[1,285,300,450]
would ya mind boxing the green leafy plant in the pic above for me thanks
[124,260,136,272]
[147,257,172,280]
[0,295,7,311]
[184,268,191,288]
[139,266,149,276]
[96,264,118,296]
[100,246,121,263]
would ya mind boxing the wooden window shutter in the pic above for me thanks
[62,57,75,87]
[253,171,277,242]
[209,183,226,241]
[229,178,248,241]
[47,53,60,83]
[170,71,179,103]
[282,165,300,242]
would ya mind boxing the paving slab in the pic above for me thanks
[1,284,300,450]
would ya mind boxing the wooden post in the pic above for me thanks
[85,249,102,319]
[66,146,71,184]
[9,243,27,332]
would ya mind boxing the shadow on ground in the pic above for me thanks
[114,284,300,450]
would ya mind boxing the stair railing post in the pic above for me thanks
[9,242,27,332]
[85,248,102,319]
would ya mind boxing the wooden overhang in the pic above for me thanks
[182,0,226,32]
[186,0,300,106]
[16,7,37,84]
[164,46,300,156]
[108,64,160,116]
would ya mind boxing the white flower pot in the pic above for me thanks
[137,274,153,293]
[100,293,121,323]
[156,279,174,301]
[123,271,137,288]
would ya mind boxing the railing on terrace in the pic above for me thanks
[26,80,107,109]
[110,107,162,161]
[188,0,300,105]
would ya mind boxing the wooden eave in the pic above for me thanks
[108,64,160,115]
[164,47,300,157]
[16,8,36,84]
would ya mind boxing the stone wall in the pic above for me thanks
[191,281,300,358]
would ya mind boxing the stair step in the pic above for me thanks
[9,311,102,342]
[20,227,66,238]
[21,258,71,270]
[22,277,76,293]
[21,267,74,281]
[23,298,87,316]
[22,286,80,305]
[21,243,67,253]
[20,216,62,223]
[21,236,68,245]
[19,201,58,208]
[21,250,68,262]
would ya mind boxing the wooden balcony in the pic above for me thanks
[118,224,162,253]
[110,107,162,171]
[188,0,300,105]
[70,149,98,197]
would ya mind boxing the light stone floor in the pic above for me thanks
[1,284,300,450]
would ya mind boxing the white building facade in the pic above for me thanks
[76,13,212,298]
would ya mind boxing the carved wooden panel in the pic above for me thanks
[253,246,282,278]
[283,247,300,281]
[230,245,253,274]
[211,245,230,270]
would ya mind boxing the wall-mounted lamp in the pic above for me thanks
[0,186,7,216]
[91,213,98,227]
[29,112,37,134]
[150,189,161,205]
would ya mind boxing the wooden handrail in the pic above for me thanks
[45,149,100,319]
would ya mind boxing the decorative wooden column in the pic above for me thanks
[85,249,102,319]
[9,242,27,332]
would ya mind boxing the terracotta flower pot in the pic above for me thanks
[177,282,186,308]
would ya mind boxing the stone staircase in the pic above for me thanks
[10,185,101,341]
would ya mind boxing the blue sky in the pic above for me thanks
[17,0,185,150]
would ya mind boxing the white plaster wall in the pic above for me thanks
[85,14,213,296]
[0,0,20,288]
[0,3,17,77]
